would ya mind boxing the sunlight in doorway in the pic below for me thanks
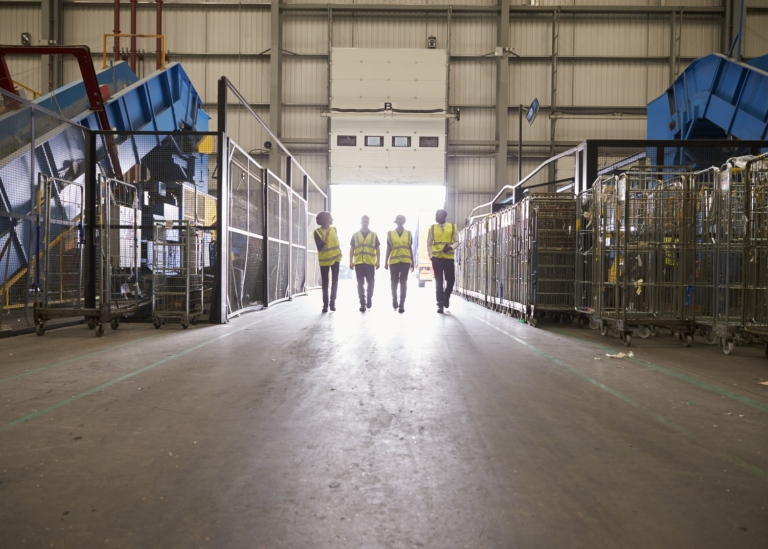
[329,185,446,242]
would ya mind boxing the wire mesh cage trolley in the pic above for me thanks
[89,176,141,336]
[742,153,768,359]
[693,165,749,355]
[152,220,205,329]
[589,169,696,347]
[33,175,87,335]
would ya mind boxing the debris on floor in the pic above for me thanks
[605,351,634,359]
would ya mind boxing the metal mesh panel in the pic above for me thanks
[743,154,768,344]
[0,88,89,334]
[228,142,264,316]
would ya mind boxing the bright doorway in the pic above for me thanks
[329,185,446,245]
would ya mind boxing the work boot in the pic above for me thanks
[392,298,398,310]
[359,301,366,312]
[329,300,336,312]
[367,299,372,309]
[322,306,328,313]
[437,302,445,314]
[444,295,450,308]
[398,306,405,314]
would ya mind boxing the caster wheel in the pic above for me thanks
[623,333,632,347]
[722,339,734,355]
[599,324,608,337]
[35,322,46,336]
[87,318,97,330]
[110,318,120,330]
[589,319,599,330]
[529,317,538,328]
[152,318,162,329]
[576,316,585,328]
[650,325,658,337]
[181,321,189,330]
[704,332,717,346]
[638,326,651,339]
[190,317,198,326]
[683,334,693,347]
[95,324,105,338]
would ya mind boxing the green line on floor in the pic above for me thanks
[0,332,164,385]
[0,310,285,434]
[548,327,768,414]
[470,313,768,483]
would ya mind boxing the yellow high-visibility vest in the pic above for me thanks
[430,223,456,259]
[315,227,342,266]
[388,229,413,265]
[352,230,378,265]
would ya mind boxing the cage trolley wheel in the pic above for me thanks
[721,338,734,356]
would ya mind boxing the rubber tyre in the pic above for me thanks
[576,316,585,328]
[599,324,608,337]
[529,317,538,328]
[95,324,105,338]
[153,318,162,329]
[110,318,120,330]
[589,319,599,331]
[704,332,717,346]
[683,334,693,347]
[190,317,198,326]
[181,321,189,330]
[638,326,651,339]
[722,339,734,355]
[623,333,632,347]
[87,318,97,330]
[35,322,46,336]
[650,325,658,337]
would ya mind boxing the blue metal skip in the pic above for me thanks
[0,62,208,286]
[647,53,768,141]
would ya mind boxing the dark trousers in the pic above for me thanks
[355,263,375,306]
[320,262,340,306]
[390,262,409,307]
[431,257,455,305]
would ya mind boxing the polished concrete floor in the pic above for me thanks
[1,277,767,548]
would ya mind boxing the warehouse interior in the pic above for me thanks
[1,0,768,547]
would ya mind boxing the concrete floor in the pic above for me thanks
[1,277,767,548]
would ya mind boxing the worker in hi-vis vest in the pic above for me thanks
[349,215,381,313]
[427,209,459,314]
[313,211,342,313]
[384,214,415,314]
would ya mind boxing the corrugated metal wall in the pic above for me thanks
[0,5,42,95]
[2,0,758,227]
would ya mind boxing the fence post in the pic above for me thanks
[84,130,97,311]
[263,168,270,307]
[212,77,230,323]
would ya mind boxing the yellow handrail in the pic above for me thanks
[12,80,42,99]
[102,33,166,70]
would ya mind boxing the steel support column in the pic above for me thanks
[548,8,560,183]
[269,0,283,176]
[496,0,510,193]
[41,0,64,90]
